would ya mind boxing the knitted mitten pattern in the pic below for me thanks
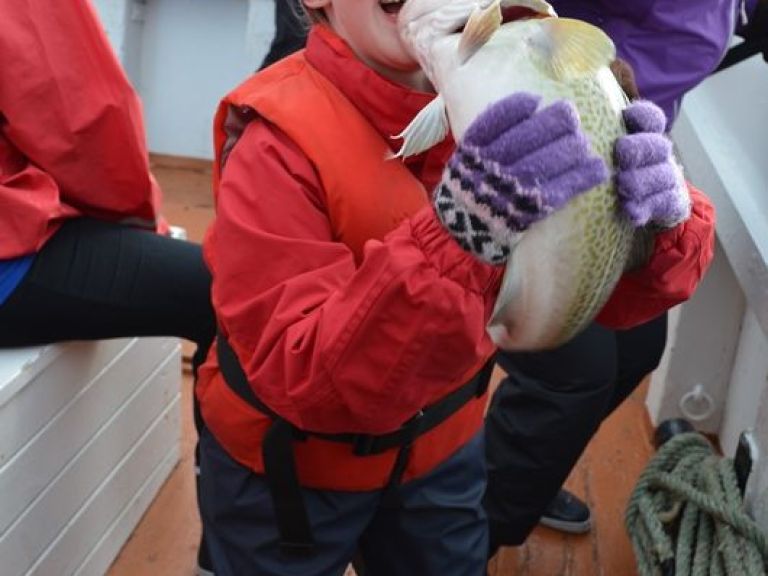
[434,92,608,264]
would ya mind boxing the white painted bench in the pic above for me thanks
[0,338,181,576]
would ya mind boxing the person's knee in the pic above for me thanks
[495,323,618,394]
[616,313,668,386]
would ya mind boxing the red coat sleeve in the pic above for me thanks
[596,184,715,329]
[0,134,79,257]
[0,0,160,245]
[205,120,502,434]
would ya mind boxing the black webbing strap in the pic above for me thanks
[262,417,315,556]
[216,334,314,555]
[216,333,494,555]
[216,332,282,419]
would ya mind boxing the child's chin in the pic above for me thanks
[380,10,401,24]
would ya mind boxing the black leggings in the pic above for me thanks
[0,218,215,368]
[484,314,668,548]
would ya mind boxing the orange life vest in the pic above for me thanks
[201,51,491,491]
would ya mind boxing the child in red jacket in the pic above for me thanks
[196,2,714,574]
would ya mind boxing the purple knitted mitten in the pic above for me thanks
[615,100,691,228]
[434,92,608,264]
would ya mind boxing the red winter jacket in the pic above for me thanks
[199,26,715,469]
[0,0,161,258]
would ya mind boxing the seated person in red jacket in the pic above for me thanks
[0,0,214,363]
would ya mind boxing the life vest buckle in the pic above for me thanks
[352,434,379,456]
[352,409,425,456]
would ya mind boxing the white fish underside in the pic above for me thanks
[405,17,635,350]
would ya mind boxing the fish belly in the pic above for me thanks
[432,26,635,350]
[492,73,633,350]
[489,178,634,351]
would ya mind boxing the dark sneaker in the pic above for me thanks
[538,489,592,534]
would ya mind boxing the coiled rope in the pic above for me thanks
[625,432,768,575]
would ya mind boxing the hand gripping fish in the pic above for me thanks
[397,0,636,351]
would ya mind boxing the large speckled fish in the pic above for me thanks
[396,0,636,351]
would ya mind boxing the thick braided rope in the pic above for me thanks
[625,432,768,575]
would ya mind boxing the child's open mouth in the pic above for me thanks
[380,0,406,16]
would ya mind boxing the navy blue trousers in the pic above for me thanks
[199,429,488,576]
[484,315,668,548]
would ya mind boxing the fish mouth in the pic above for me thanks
[400,0,554,29]
[398,0,556,64]
[449,6,547,35]
[501,6,545,24]
[402,0,557,25]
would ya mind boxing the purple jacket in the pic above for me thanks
[552,0,758,127]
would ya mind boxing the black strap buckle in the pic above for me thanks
[351,434,379,457]
[352,409,425,456]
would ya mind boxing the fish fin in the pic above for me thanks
[458,0,503,65]
[537,18,616,81]
[391,95,450,159]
